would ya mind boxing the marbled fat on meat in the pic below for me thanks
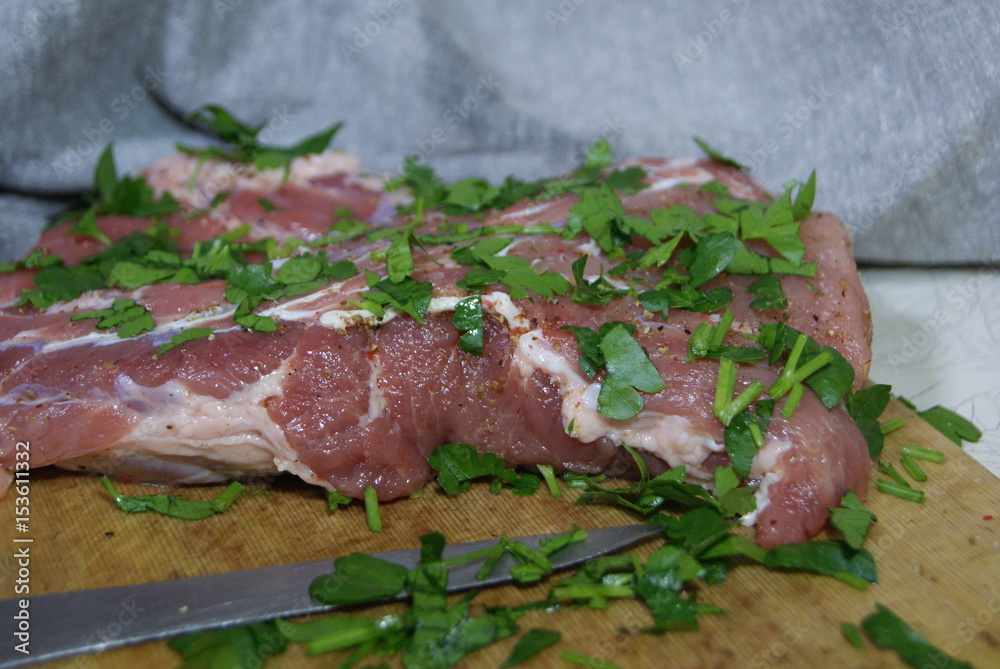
[0,151,873,547]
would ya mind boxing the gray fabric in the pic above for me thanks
[2,0,998,264]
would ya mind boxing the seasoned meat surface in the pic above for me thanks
[0,149,872,547]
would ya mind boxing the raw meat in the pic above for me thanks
[0,149,872,547]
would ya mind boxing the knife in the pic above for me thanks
[0,523,662,668]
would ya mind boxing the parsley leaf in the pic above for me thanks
[453,296,484,356]
[565,185,651,259]
[180,105,342,173]
[747,274,788,311]
[101,477,243,520]
[640,285,733,314]
[914,405,982,446]
[847,384,893,458]
[358,276,434,324]
[386,155,448,211]
[693,136,747,171]
[685,233,741,288]
[570,255,629,306]
[755,324,855,410]
[87,145,181,218]
[68,208,111,246]
[731,182,810,264]
[308,553,409,607]
[861,604,973,669]
[157,327,214,356]
[564,322,666,420]
[829,491,876,550]
[428,444,540,496]
[59,145,180,246]
[723,403,772,478]
[169,621,286,669]
[713,466,757,516]
[452,238,571,299]
[501,629,561,667]
[70,298,156,338]
[763,541,878,585]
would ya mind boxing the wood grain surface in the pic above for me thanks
[3,398,998,668]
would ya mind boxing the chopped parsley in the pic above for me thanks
[452,295,484,355]
[747,274,788,311]
[562,322,665,420]
[428,444,540,496]
[101,477,243,520]
[60,144,181,241]
[828,491,877,549]
[156,327,214,355]
[693,136,747,171]
[169,621,285,669]
[860,604,973,669]
[452,237,572,299]
[897,399,982,447]
[179,105,342,173]
[847,384,893,458]
[501,628,561,667]
[570,255,630,306]
[351,273,433,324]
[70,298,155,338]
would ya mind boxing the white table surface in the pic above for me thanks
[861,267,1000,478]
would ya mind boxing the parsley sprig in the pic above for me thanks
[386,139,648,219]
[56,145,181,246]
[70,298,155,338]
[562,322,666,420]
[178,105,342,173]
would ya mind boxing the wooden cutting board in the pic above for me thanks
[3,398,998,668]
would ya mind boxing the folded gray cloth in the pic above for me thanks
[2,0,997,264]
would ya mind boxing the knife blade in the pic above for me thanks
[0,523,662,668]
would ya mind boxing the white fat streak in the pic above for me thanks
[307,292,530,333]
[19,285,528,355]
[359,355,386,427]
[514,329,723,480]
[739,439,794,526]
[499,201,555,221]
[57,359,327,488]
[26,305,238,355]
[576,239,603,258]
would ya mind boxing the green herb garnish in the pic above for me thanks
[169,621,285,669]
[101,477,243,520]
[452,295,484,356]
[70,298,156,338]
[428,444,540,496]
[828,491,877,550]
[156,327,214,355]
[847,384,892,458]
[180,105,342,173]
[861,604,973,669]
[501,628,561,667]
